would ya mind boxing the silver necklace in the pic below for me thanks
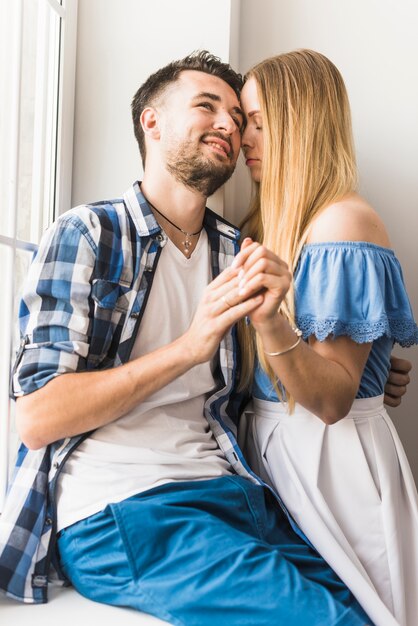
[146,198,203,256]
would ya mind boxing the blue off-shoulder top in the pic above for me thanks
[253,242,418,402]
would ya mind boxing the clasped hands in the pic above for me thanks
[228,237,291,329]
[184,238,290,365]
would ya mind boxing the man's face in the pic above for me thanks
[157,70,244,197]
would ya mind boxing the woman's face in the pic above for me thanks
[240,77,263,183]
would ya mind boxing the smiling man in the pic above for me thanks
[0,51,379,625]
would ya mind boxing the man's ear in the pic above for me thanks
[140,107,160,141]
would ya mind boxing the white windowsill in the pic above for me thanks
[0,586,169,624]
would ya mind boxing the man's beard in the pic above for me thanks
[166,137,236,197]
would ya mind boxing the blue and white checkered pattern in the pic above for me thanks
[0,181,261,604]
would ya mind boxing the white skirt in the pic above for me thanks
[242,395,418,626]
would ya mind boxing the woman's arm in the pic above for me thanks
[235,194,394,423]
[252,313,371,424]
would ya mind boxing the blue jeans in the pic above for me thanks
[57,476,371,626]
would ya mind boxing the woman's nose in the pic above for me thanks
[241,126,252,147]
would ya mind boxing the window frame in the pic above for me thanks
[0,0,78,511]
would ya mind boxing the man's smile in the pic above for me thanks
[202,134,232,159]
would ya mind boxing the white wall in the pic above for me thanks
[71,0,417,481]
[234,0,418,480]
[71,0,239,214]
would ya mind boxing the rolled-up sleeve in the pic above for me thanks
[12,213,97,397]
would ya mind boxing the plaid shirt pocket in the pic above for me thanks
[88,279,135,368]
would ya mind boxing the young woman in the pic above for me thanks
[235,49,418,626]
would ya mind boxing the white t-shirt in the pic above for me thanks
[57,230,232,530]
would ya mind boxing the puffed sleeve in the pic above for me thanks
[294,242,418,346]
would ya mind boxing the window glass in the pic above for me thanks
[17,0,61,243]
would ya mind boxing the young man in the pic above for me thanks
[0,51,407,625]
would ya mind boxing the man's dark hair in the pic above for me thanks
[131,50,243,165]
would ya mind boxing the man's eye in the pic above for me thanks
[199,102,214,111]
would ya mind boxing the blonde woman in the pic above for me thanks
[234,50,418,626]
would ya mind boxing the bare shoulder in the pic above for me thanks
[307,193,391,247]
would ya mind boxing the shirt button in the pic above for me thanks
[156,233,164,242]
[45,517,53,526]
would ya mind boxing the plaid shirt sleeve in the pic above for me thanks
[12,210,98,397]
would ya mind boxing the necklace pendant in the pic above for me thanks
[183,238,192,257]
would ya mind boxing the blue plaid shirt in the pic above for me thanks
[0,181,307,604]
[0,181,260,603]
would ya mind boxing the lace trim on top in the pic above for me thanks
[297,316,418,347]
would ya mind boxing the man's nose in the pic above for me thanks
[213,113,237,134]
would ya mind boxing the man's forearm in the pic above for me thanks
[16,334,197,449]
[16,264,265,449]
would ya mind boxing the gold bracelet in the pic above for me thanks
[263,326,303,357]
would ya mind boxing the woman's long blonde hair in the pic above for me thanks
[239,49,358,407]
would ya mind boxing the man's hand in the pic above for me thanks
[184,265,264,366]
[384,355,412,407]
